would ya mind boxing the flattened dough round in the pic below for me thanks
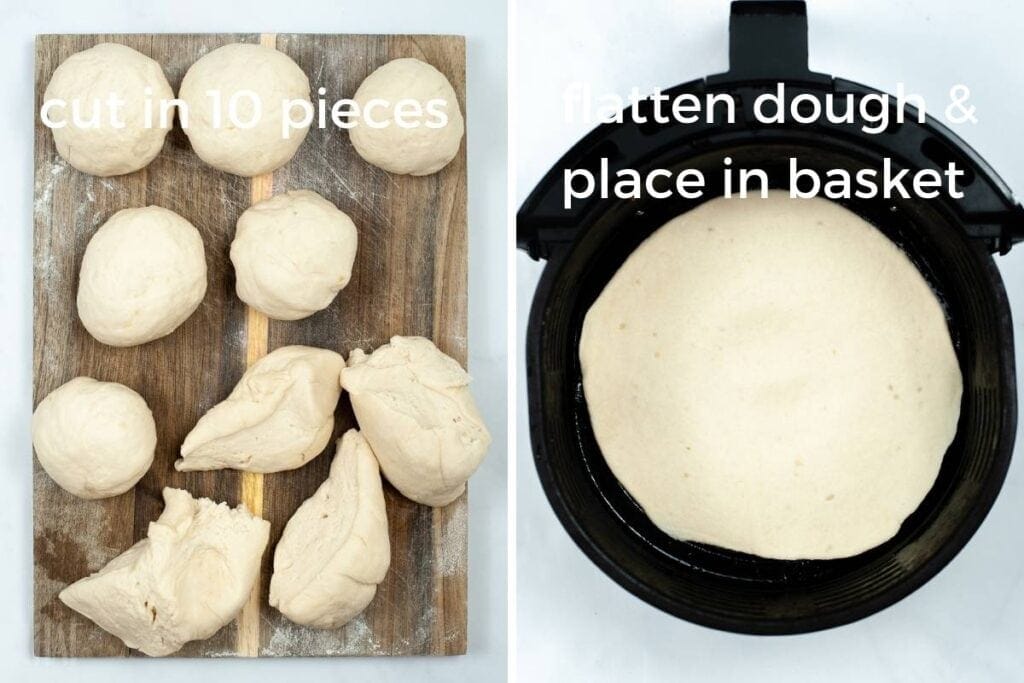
[349,58,464,176]
[579,192,963,560]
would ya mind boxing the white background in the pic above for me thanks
[515,0,1024,681]
[0,0,507,680]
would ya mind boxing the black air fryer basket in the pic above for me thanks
[517,1,1023,634]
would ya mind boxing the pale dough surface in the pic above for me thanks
[32,377,155,499]
[231,190,358,321]
[179,43,310,177]
[59,488,269,657]
[349,58,464,176]
[341,336,490,506]
[269,430,390,629]
[176,345,343,473]
[579,192,963,560]
[77,206,207,347]
[44,43,174,177]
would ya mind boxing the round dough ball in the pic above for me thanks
[78,206,207,347]
[43,43,174,176]
[230,190,357,320]
[580,192,963,560]
[32,377,156,499]
[179,43,311,176]
[349,58,464,176]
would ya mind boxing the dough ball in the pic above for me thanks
[230,190,358,321]
[580,192,963,560]
[179,43,311,176]
[341,336,490,506]
[349,58,464,176]
[176,345,344,473]
[32,377,156,499]
[78,206,207,347]
[270,430,390,629]
[43,43,174,176]
[60,487,269,657]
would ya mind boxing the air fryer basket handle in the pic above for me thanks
[726,1,812,81]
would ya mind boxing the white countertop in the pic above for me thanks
[515,0,1024,680]
[0,0,507,680]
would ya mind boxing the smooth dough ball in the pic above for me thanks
[230,190,358,321]
[349,58,464,176]
[270,430,390,629]
[340,336,490,506]
[78,206,207,347]
[60,488,269,657]
[32,377,156,499]
[580,192,963,560]
[179,43,311,176]
[43,43,174,176]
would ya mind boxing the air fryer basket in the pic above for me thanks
[518,1,1023,634]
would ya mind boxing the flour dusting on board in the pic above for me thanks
[441,502,468,576]
[34,32,469,658]
[261,614,384,657]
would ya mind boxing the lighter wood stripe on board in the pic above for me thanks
[236,31,277,658]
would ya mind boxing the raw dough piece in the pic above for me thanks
[269,430,390,628]
[77,206,207,347]
[349,58,464,176]
[176,345,344,473]
[341,336,490,506]
[43,43,174,176]
[59,487,269,657]
[32,377,156,499]
[580,192,963,560]
[230,190,358,320]
[179,43,311,176]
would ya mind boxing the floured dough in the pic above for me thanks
[179,43,311,176]
[269,429,390,628]
[349,58,464,176]
[59,487,270,657]
[176,345,343,473]
[43,43,174,176]
[77,206,207,347]
[32,377,155,499]
[231,190,358,320]
[341,336,490,506]
[580,192,963,560]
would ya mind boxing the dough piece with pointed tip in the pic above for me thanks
[269,429,390,628]
[176,345,343,473]
[59,487,270,657]
[340,336,490,506]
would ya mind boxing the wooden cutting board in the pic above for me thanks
[33,33,468,657]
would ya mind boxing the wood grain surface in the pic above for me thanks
[33,32,468,658]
